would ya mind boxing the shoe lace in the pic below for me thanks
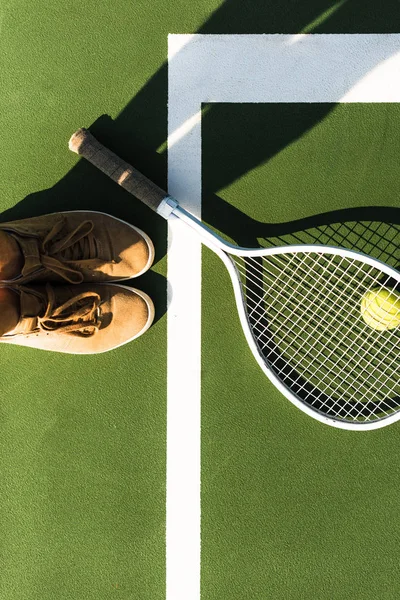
[39,218,100,284]
[38,284,101,336]
[3,284,102,339]
[16,217,108,284]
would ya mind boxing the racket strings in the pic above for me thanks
[232,251,400,423]
[246,308,394,420]
[241,262,398,416]
[245,281,398,402]
[246,253,400,366]
[256,254,400,386]
[253,256,400,414]
[266,283,400,417]
[240,254,399,372]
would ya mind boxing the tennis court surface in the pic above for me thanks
[1,3,400,599]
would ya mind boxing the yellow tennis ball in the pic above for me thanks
[361,288,400,331]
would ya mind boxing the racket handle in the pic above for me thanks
[69,128,170,215]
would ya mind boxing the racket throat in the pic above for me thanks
[171,205,238,254]
[157,196,179,219]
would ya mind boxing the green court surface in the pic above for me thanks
[1,2,400,599]
[201,103,400,599]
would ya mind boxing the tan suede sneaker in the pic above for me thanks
[0,283,154,354]
[0,211,154,284]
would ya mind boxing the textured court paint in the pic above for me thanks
[168,34,400,107]
[202,103,400,599]
[166,35,203,600]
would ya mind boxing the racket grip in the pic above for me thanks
[69,128,168,214]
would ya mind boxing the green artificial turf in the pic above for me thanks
[201,103,400,599]
[0,1,218,599]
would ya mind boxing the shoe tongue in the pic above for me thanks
[8,229,85,284]
[9,234,42,278]
[12,288,45,335]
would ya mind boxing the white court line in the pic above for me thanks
[166,33,400,600]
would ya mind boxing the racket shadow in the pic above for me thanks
[203,194,400,268]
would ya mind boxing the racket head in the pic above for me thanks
[215,243,400,430]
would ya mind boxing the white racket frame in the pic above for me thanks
[171,204,400,431]
[68,130,400,431]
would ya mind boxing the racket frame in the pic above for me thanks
[172,204,400,430]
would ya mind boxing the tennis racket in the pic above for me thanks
[69,128,400,431]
